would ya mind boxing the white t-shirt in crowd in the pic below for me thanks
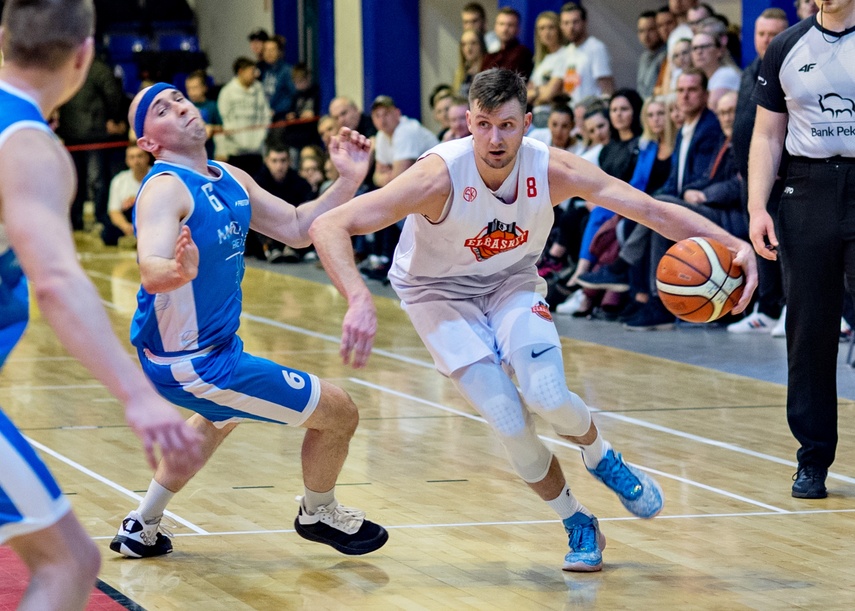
[562,36,613,102]
[107,169,143,213]
[375,116,440,165]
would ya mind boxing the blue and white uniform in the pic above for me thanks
[132,161,320,427]
[0,81,71,543]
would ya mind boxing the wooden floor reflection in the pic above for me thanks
[5,246,855,610]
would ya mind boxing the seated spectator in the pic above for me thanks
[665,38,692,95]
[185,70,222,160]
[299,154,325,198]
[461,2,500,53]
[526,100,584,153]
[218,57,271,187]
[796,0,819,19]
[101,145,151,246]
[527,11,568,128]
[636,10,666,100]
[691,31,740,110]
[622,68,725,330]
[442,96,471,141]
[328,96,377,138]
[252,141,315,263]
[560,2,615,104]
[453,30,487,99]
[482,7,533,77]
[365,95,439,281]
[370,95,439,188]
[316,114,337,149]
[571,94,607,145]
[259,34,296,122]
[290,63,320,119]
[429,85,454,139]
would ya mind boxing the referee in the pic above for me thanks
[748,0,855,499]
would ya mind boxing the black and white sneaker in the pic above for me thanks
[294,496,388,555]
[109,510,173,558]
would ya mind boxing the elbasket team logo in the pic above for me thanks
[464,219,529,261]
[532,301,552,322]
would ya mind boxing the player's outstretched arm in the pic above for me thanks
[547,148,757,313]
[244,127,372,247]
[309,154,451,367]
[0,131,203,474]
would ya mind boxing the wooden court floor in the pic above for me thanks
[4,245,855,610]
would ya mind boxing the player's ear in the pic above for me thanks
[74,36,95,72]
[524,111,532,132]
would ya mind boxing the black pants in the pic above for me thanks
[780,158,855,469]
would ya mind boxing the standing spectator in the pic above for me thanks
[290,63,320,119]
[748,0,855,500]
[452,29,487,99]
[259,34,296,122]
[185,70,221,160]
[726,8,789,335]
[461,2,500,53]
[442,96,471,141]
[328,96,377,138]
[527,11,568,128]
[247,28,268,67]
[636,10,666,100]
[253,142,314,263]
[481,6,533,78]
[57,55,127,230]
[560,2,615,103]
[217,56,271,178]
[102,145,151,246]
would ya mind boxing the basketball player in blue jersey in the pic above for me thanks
[311,68,759,572]
[109,82,388,559]
[0,1,204,608]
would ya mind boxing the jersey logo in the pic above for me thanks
[464,219,529,261]
[463,186,477,202]
[798,63,816,73]
[757,76,767,86]
[819,93,855,118]
[531,302,553,322]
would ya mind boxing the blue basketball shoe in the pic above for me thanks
[562,512,606,572]
[587,449,663,518]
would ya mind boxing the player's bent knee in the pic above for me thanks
[500,430,553,483]
[308,381,358,434]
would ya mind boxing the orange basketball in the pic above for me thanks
[655,237,745,323]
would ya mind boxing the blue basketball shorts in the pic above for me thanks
[139,335,321,427]
[0,408,71,543]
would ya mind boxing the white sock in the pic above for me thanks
[303,486,336,514]
[137,480,175,523]
[545,484,587,520]
[580,437,611,470]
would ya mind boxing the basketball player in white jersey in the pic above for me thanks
[310,68,758,572]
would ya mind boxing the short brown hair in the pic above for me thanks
[469,68,527,113]
[759,8,789,23]
[1,0,94,70]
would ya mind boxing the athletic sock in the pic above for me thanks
[546,484,586,520]
[137,480,175,523]
[303,486,336,514]
[580,437,610,470]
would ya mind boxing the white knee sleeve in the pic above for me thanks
[451,359,553,483]
[511,344,592,437]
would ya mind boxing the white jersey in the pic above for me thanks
[388,136,554,303]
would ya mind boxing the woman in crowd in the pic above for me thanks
[452,30,487,99]
[690,31,740,111]
[526,11,567,128]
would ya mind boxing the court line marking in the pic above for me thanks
[87,507,855,540]
[24,436,208,534]
[348,378,787,513]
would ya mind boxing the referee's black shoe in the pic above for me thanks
[792,465,828,499]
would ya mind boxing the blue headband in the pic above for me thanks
[134,82,177,139]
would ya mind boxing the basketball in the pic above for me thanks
[655,237,745,323]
